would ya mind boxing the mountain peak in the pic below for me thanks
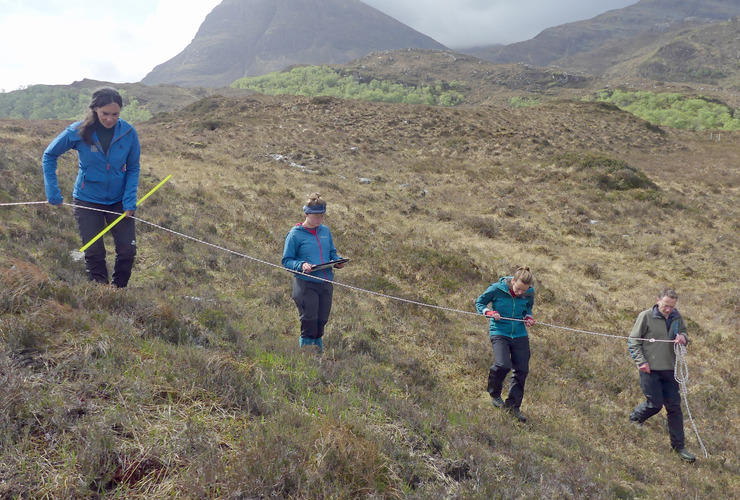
[142,0,446,87]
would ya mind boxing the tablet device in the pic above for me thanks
[310,258,350,271]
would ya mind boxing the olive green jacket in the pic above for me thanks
[628,305,688,371]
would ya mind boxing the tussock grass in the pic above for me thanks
[1,95,738,498]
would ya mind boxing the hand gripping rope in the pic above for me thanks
[0,198,709,457]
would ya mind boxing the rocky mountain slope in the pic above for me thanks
[601,16,740,87]
[466,0,740,76]
[142,0,446,88]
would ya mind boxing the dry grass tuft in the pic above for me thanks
[0,259,49,312]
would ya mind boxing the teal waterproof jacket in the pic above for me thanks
[475,277,535,338]
[42,119,141,211]
[282,223,340,283]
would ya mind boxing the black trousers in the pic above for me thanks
[488,335,530,409]
[630,370,686,449]
[73,199,136,288]
[292,278,333,339]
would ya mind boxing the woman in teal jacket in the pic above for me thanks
[42,87,141,287]
[475,266,536,422]
[282,193,345,352]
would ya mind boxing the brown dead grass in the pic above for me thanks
[0,90,738,498]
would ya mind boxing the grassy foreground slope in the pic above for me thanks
[1,94,738,498]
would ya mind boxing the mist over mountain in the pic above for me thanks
[139,0,740,92]
[464,0,740,72]
[141,0,446,88]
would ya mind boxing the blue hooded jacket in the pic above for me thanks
[282,223,340,283]
[475,277,535,338]
[42,119,141,211]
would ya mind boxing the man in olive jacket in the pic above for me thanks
[628,288,695,463]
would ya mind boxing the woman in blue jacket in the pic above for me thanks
[475,266,536,422]
[42,88,141,287]
[282,193,345,352]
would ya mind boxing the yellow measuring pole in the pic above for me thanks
[79,174,172,252]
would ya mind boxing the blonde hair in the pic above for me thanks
[305,193,326,208]
[512,266,534,286]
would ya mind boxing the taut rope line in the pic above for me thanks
[0,200,682,342]
[1,200,708,456]
[0,201,48,206]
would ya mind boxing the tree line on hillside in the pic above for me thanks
[0,87,152,122]
[4,74,740,132]
[594,89,740,131]
[231,65,466,107]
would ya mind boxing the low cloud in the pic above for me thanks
[362,0,638,47]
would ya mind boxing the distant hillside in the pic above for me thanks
[0,79,254,121]
[333,50,596,106]
[466,0,740,72]
[601,17,740,87]
[1,52,591,119]
[142,0,447,88]
[6,47,740,123]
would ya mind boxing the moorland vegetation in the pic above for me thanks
[0,87,152,122]
[1,89,738,498]
[231,65,466,106]
[594,89,740,131]
[5,54,740,136]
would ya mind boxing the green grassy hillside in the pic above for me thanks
[0,79,254,121]
[1,94,738,498]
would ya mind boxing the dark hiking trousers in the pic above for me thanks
[630,369,686,449]
[73,199,136,288]
[292,278,333,339]
[488,335,530,409]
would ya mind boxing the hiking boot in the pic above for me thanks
[506,407,527,423]
[674,447,696,463]
[490,396,505,408]
[299,337,322,351]
[629,417,644,427]
[300,345,322,356]
[299,337,322,356]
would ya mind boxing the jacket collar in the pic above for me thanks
[651,304,679,321]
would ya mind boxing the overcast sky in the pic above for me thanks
[0,0,638,92]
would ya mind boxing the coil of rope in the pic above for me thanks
[674,342,708,458]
